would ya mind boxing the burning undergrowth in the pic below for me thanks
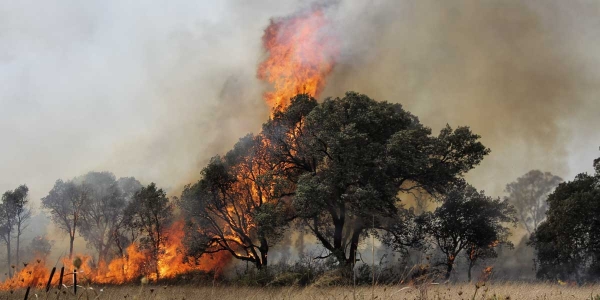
[0,6,339,290]
[1,221,231,291]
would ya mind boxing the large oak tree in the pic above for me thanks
[264,92,490,267]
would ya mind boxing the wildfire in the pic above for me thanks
[0,7,338,292]
[257,7,339,110]
[0,220,231,290]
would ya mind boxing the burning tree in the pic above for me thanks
[182,92,491,270]
[125,183,173,280]
[78,172,128,264]
[179,134,294,269]
[113,177,143,258]
[422,180,516,280]
[0,185,31,277]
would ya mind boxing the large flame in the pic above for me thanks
[257,8,339,110]
[0,220,231,290]
[0,8,338,292]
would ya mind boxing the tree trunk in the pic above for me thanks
[333,218,344,250]
[259,238,269,269]
[468,261,474,282]
[347,228,363,267]
[154,231,161,281]
[69,235,75,259]
[15,229,20,271]
[255,259,263,270]
[445,257,455,280]
[6,238,11,278]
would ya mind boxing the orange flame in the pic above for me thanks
[257,7,339,110]
[0,8,339,292]
[0,220,231,290]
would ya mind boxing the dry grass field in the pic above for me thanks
[1,283,599,300]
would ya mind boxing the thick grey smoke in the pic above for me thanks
[323,0,600,196]
[1,0,599,254]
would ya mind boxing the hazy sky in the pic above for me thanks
[1,0,599,217]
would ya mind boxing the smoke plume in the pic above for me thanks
[1,0,599,253]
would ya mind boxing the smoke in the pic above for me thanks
[322,0,600,196]
[1,0,599,263]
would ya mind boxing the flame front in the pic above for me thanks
[257,8,339,110]
[0,7,339,291]
[0,221,231,290]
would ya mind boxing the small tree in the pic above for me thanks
[423,180,516,280]
[0,184,32,276]
[41,180,90,259]
[126,183,173,280]
[78,172,126,263]
[179,135,293,269]
[505,170,562,235]
[113,177,143,259]
[26,236,53,260]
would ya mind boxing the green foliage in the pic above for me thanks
[267,92,490,266]
[122,183,173,279]
[181,91,489,271]
[0,184,31,276]
[531,157,600,282]
[179,134,293,269]
[422,180,516,280]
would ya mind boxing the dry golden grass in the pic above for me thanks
[1,282,600,300]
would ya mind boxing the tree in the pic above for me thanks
[530,157,600,282]
[113,177,143,259]
[77,172,128,263]
[0,185,32,276]
[422,180,516,280]
[263,92,490,267]
[26,236,53,260]
[126,183,173,280]
[179,134,293,269]
[41,180,90,259]
[505,170,562,235]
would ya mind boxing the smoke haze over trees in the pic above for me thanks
[505,170,562,235]
[531,157,600,282]
[1,0,599,212]
[0,0,599,286]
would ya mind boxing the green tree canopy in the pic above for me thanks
[0,184,31,276]
[179,134,293,269]
[531,157,600,282]
[422,180,516,280]
[264,92,490,266]
[125,183,173,279]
